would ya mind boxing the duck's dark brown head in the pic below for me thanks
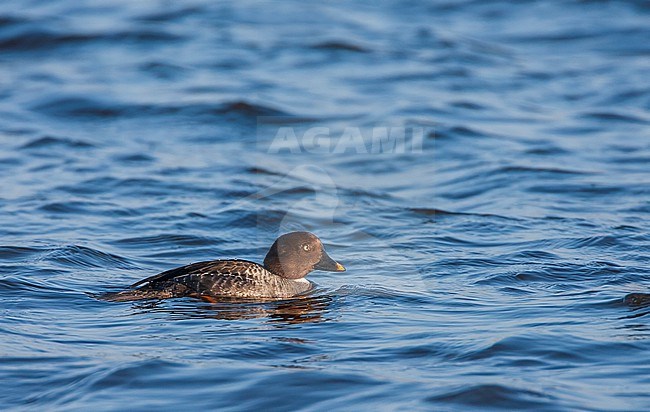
[263,231,345,279]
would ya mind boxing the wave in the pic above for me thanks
[31,96,295,121]
[427,384,552,409]
[20,136,95,149]
[39,245,139,270]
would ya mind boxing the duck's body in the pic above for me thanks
[100,232,344,302]
[103,259,314,301]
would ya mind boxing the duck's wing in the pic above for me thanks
[130,259,259,288]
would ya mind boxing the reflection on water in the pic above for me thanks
[130,294,334,324]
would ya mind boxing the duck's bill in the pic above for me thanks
[314,252,346,272]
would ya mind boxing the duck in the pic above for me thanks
[99,231,345,302]
[624,292,650,308]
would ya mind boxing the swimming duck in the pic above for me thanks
[99,231,345,302]
[624,293,650,308]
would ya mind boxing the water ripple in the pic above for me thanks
[1,0,649,410]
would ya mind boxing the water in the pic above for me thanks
[1,1,649,410]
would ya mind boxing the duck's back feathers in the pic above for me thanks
[100,259,313,302]
[130,259,258,288]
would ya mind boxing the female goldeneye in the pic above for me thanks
[99,231,345,302]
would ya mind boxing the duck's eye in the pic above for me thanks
[302,244,311,252]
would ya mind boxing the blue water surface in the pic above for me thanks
[1,1,649,410]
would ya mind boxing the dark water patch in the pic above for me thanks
[432,235,510,248]
[273,185,316,196]
[2,355,81,365]
[335,338,462,364]
[376,70,461,84]
[89,359,183,391]
[410,207,460,217]
[112,233,216,249]
[335,285,437,307]
[0,276,53,293]
[32,97,292,122]
[580,111,648,124]
[0,127,36,137]
[498,165,590,175]
[135,6,203,23]
[0,15,28,27]
[608,154,650,165]
[524,145,569,155]
[0,156,22,167]
[546,122,609,135]
[111,153,156,164]
[31,96,176,119]
[410,207,514,221]
[0,269,79,303]
[502,250,560,261]
[211,100,290,118]
[431,161,588,201]
[463,333,642,365]
[20,135,95,149]
[4,360,185,407]
[427,384,553,410]
[0,29,94,52]
[186,212,208,218]
[310,40,370,53]
[31,97,128,119]
[432,124,487,139]
[551,235,623,249]
[56,176,220,198]
[503,25,647,45]
[449,100,486,110]
[39,201,136,217]
[620,308,650,320]
[475,260,625,288]
[0,245,44,261]
[0,28,184,52]
[228,370,385,411]
[623,203,650,214]
[603,87,650,106]
[528,183,624,196]
[612,224,643,232]
[55,176,121,195]
[40,245,139,270]
[430,257,511,277]
[246,166,288,177]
